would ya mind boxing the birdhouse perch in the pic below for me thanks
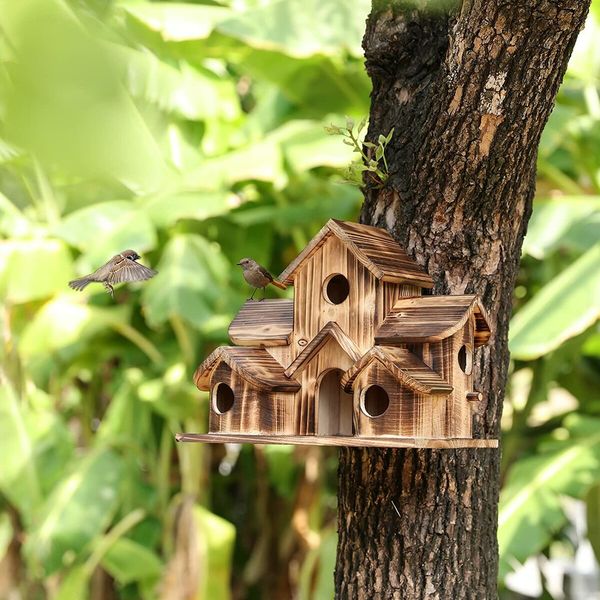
[177,219,497,449]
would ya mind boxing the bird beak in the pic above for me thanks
[236,261,242,266]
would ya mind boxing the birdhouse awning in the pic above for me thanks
[375,295,492,347]
[228,299,293,347]
[278,219,434,288]
[341,346,453,395]
[194,346,301,392]
[284,321,361,378]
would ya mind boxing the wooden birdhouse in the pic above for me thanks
[177,219,497,448]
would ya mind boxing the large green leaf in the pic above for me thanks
[142,233,231,329]
[194,505,235,600]
[217,0,370,58]
[101,538,163,585]
[111,43,241,122]
[54,201,157,268]
[25,448,125,576]
[138,192,231,228]
[3,0,170,193]
[0,239,74,303]
[19,297,130,357]
[521,197,600,259]
[499,415,600,578]
[0,381,42,525]
[119,2,231,42]
[509,244,600,360]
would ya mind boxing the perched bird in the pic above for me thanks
[68,249,157,298]
[237,258,286,300]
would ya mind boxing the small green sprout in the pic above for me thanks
[325,117,394,187]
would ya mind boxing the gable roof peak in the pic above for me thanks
[279,219,433,288]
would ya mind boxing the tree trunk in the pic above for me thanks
[335,1,590,598]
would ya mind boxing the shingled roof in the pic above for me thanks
[375,295,492,347]
[341,346,453,395]
[284,321,361,378]
[278,219,434,288]
[228,299,293,347]
[194,346,301,392]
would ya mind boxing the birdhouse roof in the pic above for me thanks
[341,346,453,395]
[284,321,361,378]
[194,346,300,392]
[228,299,294,347]
[278,219,434,288]
[375,295,492,347]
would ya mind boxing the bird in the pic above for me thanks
[237,258,286,300]
[68,249,157,298]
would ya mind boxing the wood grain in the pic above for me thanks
[279,219,433,288]
[194,346,300,392]
[228,299,293,347]
[175,432,498,449]
[375,294,492,346]
[285,321,361,378]
[342,346,453,395]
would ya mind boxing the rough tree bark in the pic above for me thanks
[335,1,590,598]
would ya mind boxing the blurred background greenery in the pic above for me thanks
[0,0,598,599]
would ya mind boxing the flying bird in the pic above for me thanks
[237,258,286,300]
[69,249,157,298]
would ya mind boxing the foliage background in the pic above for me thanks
[0,1,598,599]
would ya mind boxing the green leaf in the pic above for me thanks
[138,192,231,228]
[120,2,231,42]
[499,415,600,578]
[54,566,90,600]
[54,201,157,268]
[19,298,130,358]
[0,381,43,525]
[25,448,125,576]
[509,244,600,360]
[0,239,74,303]
[193,505,235,600]
[111,43,241,122]
[3,0,170,193]
[521,197,600,259]
[101,538,163,585]
[217,0,370,58]
[586,482,600,564]
[142,234,231,330]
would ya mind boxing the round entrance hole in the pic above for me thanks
[458,345,473,375]
[323,274,350,305]
[361,385,390,418]
[213,383,235,414]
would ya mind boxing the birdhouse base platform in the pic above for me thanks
[175,433,498,449]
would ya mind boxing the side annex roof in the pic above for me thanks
[341,346,453,395]
[278,219,433,288]
[228,299,293,347]
[375,295,492,347]
[194,346,301,392]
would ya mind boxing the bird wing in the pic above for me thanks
[107,258,157,284]
[257,264,274,281]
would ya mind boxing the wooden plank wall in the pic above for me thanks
[353,362,447,438]
[208,363,296,435]
[296,337,356,435]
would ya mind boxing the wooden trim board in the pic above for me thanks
[175,432,498,449]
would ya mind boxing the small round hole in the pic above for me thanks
[323,274,350,305]
[361,385,389,418]
[458,345,472,375]
[213,383,235,414]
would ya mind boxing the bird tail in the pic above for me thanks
[271,279,287,290]
[69,277,92,291]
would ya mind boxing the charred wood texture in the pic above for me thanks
[336,1,590,598]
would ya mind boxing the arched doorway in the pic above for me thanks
[317,369,354,435]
